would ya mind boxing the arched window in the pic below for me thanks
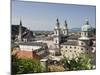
[74,47,76,49]
[85,32,86,36]
[91,48,94,50]
[56,40,57,43]
[81,32,83,36]
[81,43,83,45]
[70,46,72,48]
[56,31,57,34]
[81,48,83,50]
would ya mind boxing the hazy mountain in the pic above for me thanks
[69,28,81,32]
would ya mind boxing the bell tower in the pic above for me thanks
[53,18,61,48]
[81,18,92,37]
[63,20,68,36]
[18,20,22,43]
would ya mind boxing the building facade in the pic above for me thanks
[49,18,96,62]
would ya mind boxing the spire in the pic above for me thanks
[18,19,22,42]
[20,20,22,26]
[56,18,60,27]
[85,18,89,25]
[65,20,67,27]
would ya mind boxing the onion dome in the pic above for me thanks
[81,18,92,31]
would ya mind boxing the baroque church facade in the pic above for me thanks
[49,18,96,61]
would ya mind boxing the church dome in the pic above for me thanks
[81,19,92,31]
[82,25,92,31]
[78,36,90,40]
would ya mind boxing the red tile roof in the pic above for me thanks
[15,50,41,60]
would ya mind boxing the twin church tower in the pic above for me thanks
[53,18,93,49]
[53,18,68,49]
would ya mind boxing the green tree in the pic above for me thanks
[60,54,92,71]
[11,54,43,74]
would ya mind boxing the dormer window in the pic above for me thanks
[74,47,76,49]
[81,48,83,50]
[56,31,57,34]
[81,43,83,45]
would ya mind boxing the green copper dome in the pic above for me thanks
[82,25,92,31]
[81,19,92,31]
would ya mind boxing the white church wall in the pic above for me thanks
[19,45,42,51]
[91,47,96,53]
[78,40,90,46]
[35,40,55,49]
[60,45,89,59]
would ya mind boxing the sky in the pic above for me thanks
[11,0,96,31]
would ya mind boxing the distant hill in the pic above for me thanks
[11,25,33,40]
[11,25,27,36]
[69,28,81,32]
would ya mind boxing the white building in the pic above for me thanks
[18,42,48,58]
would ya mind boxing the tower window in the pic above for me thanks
[70,46,72,48]
[56,31,57,34]
[81,48,83,50]
[81,43,83,45]
[74,47,76,49]
[66,46,67,48]
[80,33,81,35]
[85,32,86,36]
[56,40,57,43]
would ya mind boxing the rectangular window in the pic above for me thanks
[56,31,57,34]
[74,47,76,49]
